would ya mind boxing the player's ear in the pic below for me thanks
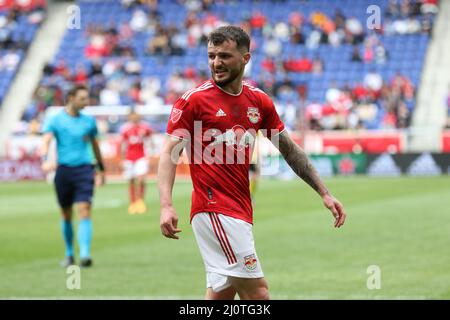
[243,52,251,65]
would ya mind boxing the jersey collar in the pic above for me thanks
[213,80,243,96]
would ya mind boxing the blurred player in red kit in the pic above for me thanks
[120,110,154,214]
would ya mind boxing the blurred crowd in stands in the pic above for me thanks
[15,0,440,135]
[0,4,45,100]
[305,71,416,130]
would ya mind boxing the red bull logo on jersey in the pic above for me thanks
[247,107,260,124]
[208,125,255,151]
[244,254,258,271]
[169,121,282,166]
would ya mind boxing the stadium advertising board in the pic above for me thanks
[261,153,367,178]
[2,136,449,180]
[0,159,44,181]
[262,153,450,178]
[366,153,450,176]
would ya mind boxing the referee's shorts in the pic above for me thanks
[54,164,95,208]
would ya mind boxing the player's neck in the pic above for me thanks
[65,105,80,117]
[215,79,243,96]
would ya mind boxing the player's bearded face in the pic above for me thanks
[72,90,90,110]
[208,40,248,87]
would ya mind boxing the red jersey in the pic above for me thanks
[166,80,285,224]
[120,122,152,161]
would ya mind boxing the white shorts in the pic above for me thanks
[122,158,149,179]
[191,212,264,292]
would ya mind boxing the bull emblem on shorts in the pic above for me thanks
[244,254,258,271]
[247,107,260,124]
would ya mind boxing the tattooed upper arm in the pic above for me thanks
[277,130,295,157]
[276,131,303,164]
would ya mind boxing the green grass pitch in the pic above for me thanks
[1,176,449,299]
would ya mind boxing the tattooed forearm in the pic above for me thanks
[276,131,329,196]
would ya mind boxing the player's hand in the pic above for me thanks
[322,194,346,228]
[160,206,182,240]
[96,171,105,186]
[41,161,55,173]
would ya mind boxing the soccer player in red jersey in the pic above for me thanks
[120,110,153,214]
[158,26,346,300]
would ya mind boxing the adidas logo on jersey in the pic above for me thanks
[216,109,227,117]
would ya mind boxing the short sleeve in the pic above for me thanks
[166,97,195,141]
[89,117,98,138]
[260,96,285,140]
[42,114,56,134]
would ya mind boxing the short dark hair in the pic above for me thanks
[207,25,250,52]
[66,84,89,100]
